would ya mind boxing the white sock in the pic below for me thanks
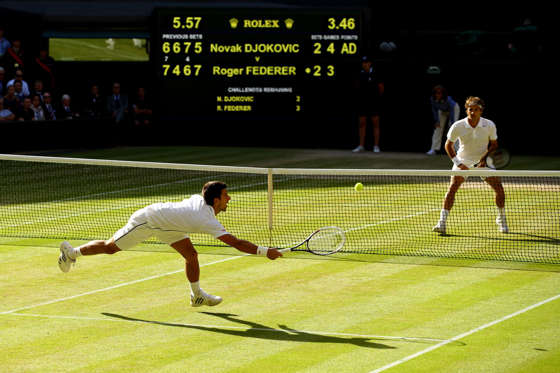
[71,247,82,259]
[190,281,201,295]
[439,209,449,222]
[498,207,506,221]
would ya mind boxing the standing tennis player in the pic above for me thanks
[58,181,282,307]
[433,97,508,234]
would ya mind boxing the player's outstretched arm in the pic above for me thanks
[218,234,282,260]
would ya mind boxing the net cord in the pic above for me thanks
[1,154,558,178]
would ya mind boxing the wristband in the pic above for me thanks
[452,156,461,166]
[256,246,269,256]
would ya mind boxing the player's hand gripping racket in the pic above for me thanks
[279,226,346,256]
[477,148,511,169]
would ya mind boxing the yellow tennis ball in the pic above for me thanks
[354,182,364,192]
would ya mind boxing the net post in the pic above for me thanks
[267,168,274,246]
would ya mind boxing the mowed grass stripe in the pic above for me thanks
[371,269,558,350]
[1,256,361,372]
[395,278,560,373]
[257,266,503,371]
[0,254,257,371]
[151,262,471,371]
[122,260,406,372]
[0,256,411,371]
[2,248,559,372]
[256,266,559,372]
[0,248,192,312]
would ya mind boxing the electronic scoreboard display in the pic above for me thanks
[154,8,362,119]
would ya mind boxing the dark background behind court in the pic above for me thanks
[0,1,553,155]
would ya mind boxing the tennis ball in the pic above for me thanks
[354,182,364,192]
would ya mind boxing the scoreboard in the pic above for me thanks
[154,8,362,119]
[154,8,362,117]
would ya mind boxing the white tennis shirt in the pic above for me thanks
[143,194,229,238]
[447,117,498,165]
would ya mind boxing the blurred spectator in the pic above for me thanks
[59,94,79,120]
[426,85,460,155]
[107,82,128,125]
[84,84,105,119]
[0,27,10,59]
[379,40,397,54]
[509,18,541,56]
[42,91,56,120]
[13,80,27,101]
[0,66,5,96]
[4,39,24,75]
[3,84,19,112]
[0,97,15,121]
[352,56,384,153]
[132,87,152,126]
[16,97,34,121]
[30,94,45,121]
[105,38,115,50]
[7,69,30,96]
[32,80,45,103]
[34,48,56,90]
[456,30,486,56]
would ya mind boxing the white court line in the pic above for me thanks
[0,255,244,315]
[5,312,448,344]
[369,293,560,373]
[1,199,434,315]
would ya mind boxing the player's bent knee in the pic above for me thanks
[184,250,198,263]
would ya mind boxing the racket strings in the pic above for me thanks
[307,228,345,253]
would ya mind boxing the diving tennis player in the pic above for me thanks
[58,181,282,307]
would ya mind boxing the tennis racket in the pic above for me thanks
[279,226,346,256]
[487,148,511,169]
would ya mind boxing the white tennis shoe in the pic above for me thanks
[373,146,381,153]
[352,145,365,153]
[432,221,446,234]
[58,241,76,273]
[496,216,509,233]
[190,290,222,307]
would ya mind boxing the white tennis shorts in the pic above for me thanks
[452,159,495,180]
[112,207,188,250]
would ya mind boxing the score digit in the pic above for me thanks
[162,64,202,76]
[162,42,203,54]
[327,17,356,30]
[172,16,202,29]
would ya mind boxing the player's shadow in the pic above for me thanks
[443,231,560,245]
[101,312,396,349]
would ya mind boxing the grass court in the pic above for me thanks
[1,147,559,372]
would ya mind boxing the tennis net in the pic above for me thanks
[1,154,559,263]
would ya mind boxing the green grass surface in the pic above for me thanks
[38,146,560,170]
[1,146,559,372]
[1,245,559,372]
[49,38,149,61]
[2,150,558,263]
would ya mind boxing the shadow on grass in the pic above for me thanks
[443,232,560,245]
[102,311,397,349]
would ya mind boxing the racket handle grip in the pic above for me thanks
[279,248,290,253]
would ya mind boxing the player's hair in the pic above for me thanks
[432,85,448,99]
[202,181,228,206]
[465,96,485,110]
